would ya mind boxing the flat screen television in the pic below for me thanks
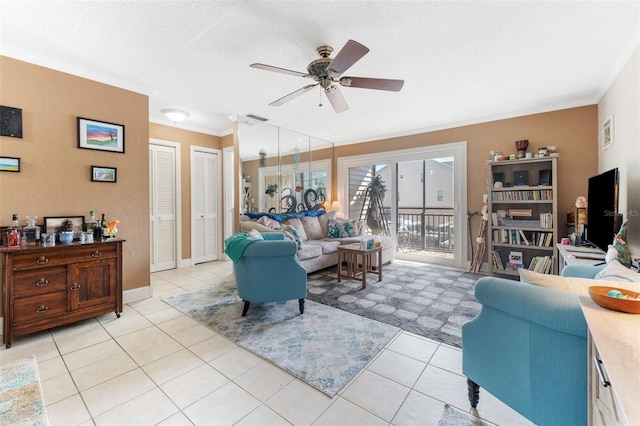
[586,168,620,251]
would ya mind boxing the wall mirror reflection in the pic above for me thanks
[238,117,333,215]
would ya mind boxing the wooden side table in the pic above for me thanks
[337,243,382,289]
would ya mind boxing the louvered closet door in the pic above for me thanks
[191,149,219,264]
[149,144,177,272]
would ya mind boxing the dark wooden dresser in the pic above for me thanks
[1,238,124,348]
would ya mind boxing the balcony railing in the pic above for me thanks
[394,207,454,252]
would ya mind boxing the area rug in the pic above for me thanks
[438,404,490,426]
[163,282,400,397]
[307,261,482,347]
[0,355,48,426]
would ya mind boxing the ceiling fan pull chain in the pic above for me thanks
[319,88,323,108]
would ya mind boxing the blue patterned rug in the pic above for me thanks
[0,355,48,426]
[163,282,400,396]
[307,262,482,348]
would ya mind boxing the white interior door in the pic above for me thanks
[191,147,221,264]
[149,141,180,272]
[223,147,234,259]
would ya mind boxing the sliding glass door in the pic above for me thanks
[339,142,467,268]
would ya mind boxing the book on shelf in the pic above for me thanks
[509,208,533,217]
[491,189,553,201]
[539,212,553,228]
[492,250,505,270]
[518,229,530,245]
[528,255,554,274]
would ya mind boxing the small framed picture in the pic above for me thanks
[0,156,20,172]
[43,216,86,234]
[78,117,125,153]
[91,165,117,183]
[602,116,614,150]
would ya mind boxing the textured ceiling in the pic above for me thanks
[1,1,639,156]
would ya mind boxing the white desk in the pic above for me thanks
[557,244,606,272]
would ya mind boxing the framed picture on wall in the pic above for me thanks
[91,165,117,183]
[602,116,614,150]
[78,117,125,153]
[43,216,86,234]
[0,156,20,172]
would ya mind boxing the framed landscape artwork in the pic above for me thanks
[0,156,20,172]
[78,117,125,153]
[91,165,117,183]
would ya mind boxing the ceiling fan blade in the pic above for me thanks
[327,39,369,77]
[250,63,309,78]
[270,84,317,106]
[325,85,349,113]
[340,77,404,92]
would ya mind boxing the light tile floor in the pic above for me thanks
[0,260,534,426]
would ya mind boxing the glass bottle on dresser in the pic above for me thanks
[101,213,108,239]
[7,214,22,248]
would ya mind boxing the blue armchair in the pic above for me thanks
[462,265,603,426]
[231,232,307,316]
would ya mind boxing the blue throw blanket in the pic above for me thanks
[224,232,260,263]
[245,210,326,222]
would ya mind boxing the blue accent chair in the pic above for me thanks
[462,265,603,426]
[232,232,307,316]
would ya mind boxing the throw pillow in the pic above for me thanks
[519,268,640,294]
[281,225,302,249]
[594,259,640,282]
[283,218,308,241]
[318,211,337,237]
[246,229,264,240]
[257,215,281,230]
[326,218,359,238]
[300,216,324,240]
[240,221,272,233]
[612,220,632,267]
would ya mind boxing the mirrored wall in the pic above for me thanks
[238,118,334,215]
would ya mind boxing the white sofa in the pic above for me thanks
[240,211,395,273]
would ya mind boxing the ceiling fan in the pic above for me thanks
[250,39,404,113]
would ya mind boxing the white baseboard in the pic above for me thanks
[123,285,152,304]
[178,259,192,268]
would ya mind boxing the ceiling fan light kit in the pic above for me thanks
[250,39,404,113]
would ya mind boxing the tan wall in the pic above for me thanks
[149,123,222,260]
[598,46,640,255]
[0,56,150,305]
[334,106,599,259]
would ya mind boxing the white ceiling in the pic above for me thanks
[1,1,639,156]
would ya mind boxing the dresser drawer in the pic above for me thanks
[12,244,117,269]
[13,266,67,297]
[14,291,67,325]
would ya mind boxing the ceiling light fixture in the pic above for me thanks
[163,109,189,124]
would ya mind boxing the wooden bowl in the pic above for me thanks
[588,286,640,314]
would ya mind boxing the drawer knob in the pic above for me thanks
[35,278,49,287]
[36,256,49,265]
[69,283,80,291]
[36,304,49,313]
[91,250,102,258]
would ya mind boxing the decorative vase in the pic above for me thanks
[515,139,529,154]
[59,231,74,244]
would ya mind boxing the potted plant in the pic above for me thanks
[56,218,75,244]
